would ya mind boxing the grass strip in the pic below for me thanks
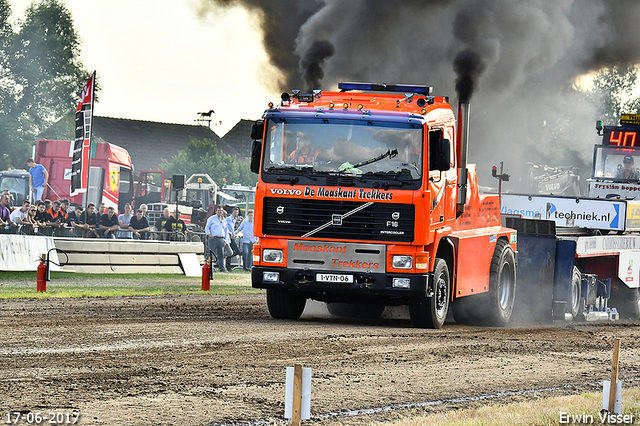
[0,271,262,298]
[382,387,640,426]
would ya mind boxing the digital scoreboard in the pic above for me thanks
[603,114,640,147]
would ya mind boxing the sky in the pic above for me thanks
[9,0,280,136]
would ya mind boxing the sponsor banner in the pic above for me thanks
[588,180,640,201]
[269,186,394,201]
[287,240,386,272]
[0,235,60,271]
[576,235,640,254]
[626,201,640,231]
[71,71,96,196]
[501,194,626,231]
[618,251,640,289]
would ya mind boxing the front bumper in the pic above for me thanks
[251,266,429,305]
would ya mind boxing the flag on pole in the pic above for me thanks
[71,71,96,196]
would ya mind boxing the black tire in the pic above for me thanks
[483,239,516,326]
[266,288,306,319]
[326,303,385,319]
[610,284,640,320]
[410,258,450,329]
[568,266,584,319]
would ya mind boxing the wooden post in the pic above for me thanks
[609,337,621,412]
[291,364,303,426]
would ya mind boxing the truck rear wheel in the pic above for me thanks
[410,258,449,329]
[483,239,516,326]
[568,267,584,319]
[266,289,306,319]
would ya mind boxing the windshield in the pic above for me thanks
[263,119,423,180]
[0,176,28,206]
[593,145,640,180]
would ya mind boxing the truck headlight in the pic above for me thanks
[262,249,284,263]
[263,271,280,282]
[392,255,413,269]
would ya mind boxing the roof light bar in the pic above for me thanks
[338,82,433,95]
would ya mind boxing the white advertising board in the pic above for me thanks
[0,234,60,271]
[589,180,640,200]
[501,194,626,231]
[617,251,640,289]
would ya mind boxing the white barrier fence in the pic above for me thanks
[0,235,203,276]
[0,235,60,271]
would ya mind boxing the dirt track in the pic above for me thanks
[0,293,639,425]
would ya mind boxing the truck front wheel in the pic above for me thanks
[410,258,450,329]
[266,289,306,319]
[483,239,516,326]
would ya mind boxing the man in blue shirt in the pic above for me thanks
[27,159,49,201]
[205,205,229,272]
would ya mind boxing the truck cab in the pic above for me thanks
[250,83,517,328]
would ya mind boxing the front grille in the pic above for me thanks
[263,197,414,242]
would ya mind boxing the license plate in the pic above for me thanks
[316,273,354,283]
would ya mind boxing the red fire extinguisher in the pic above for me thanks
[202,251,212,291]
[37,253,47,292]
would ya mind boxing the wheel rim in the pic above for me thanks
[571,280,580,313]
[435,273,448,317]
[498,263,513,310]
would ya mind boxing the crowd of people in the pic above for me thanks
[1,188,255,271]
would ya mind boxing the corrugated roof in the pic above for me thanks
[92,116,246,175]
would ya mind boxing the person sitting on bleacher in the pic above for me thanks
[0,191,16,232]
[99,206,119,239]
[128,208,150,240]
[45,200,68,236]
[10,199,31,232]
[74,202,100,238]
[164,210,187,241]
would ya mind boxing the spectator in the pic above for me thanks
[236,209,255,271]
[0,191,16,231]
[128,209,150,240]
[155,208,171,240]
[33,200,47,226]
[74,202,99,238]
[58,199,73,236]
[98,202,107,215]
[10,199,31,230]
[25,204,40,234]
[164,210,188,241]
[67,205,83,237]
[139,203,149,222]
[224,207,242,271]
[45,200,67,235]
[117,203,133,238]
[27,158,49,201]
[205,205,228,272]
[99,206,119,239]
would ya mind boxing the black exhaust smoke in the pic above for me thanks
[453,49,485,217]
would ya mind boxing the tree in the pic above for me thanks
[160,137,257,188]
[0,0,91,169]
[589,64,640,125]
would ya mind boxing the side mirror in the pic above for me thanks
[430,138,451,171]
[251,120,264,140]
[250,140,262,174]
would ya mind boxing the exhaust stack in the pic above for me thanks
[456,102,470,217]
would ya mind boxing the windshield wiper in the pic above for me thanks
[352,149,398,168]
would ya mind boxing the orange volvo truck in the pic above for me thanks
[248,83,534,328]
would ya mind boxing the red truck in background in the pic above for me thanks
[35,139,135,213]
